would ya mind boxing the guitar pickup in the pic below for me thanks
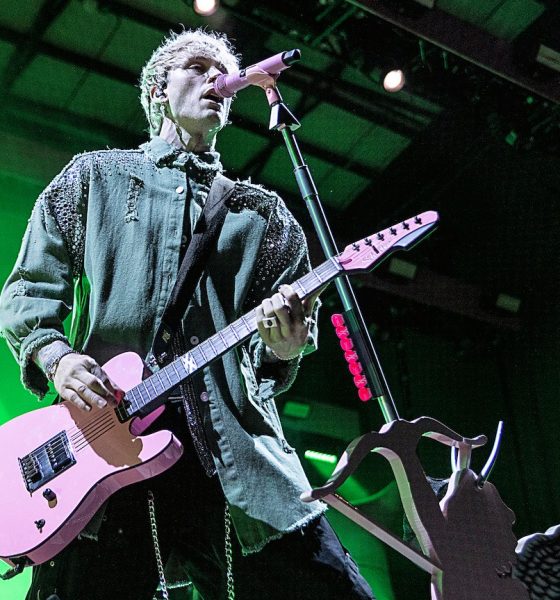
[19,431,76,493]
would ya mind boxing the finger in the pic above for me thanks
[271,293,291,329]
[279,284,304,322]
[259,298,283,346]
[63,388,92,412]
[262,298,275,318]
[256,304,273,343]
[260,298,283,342]
[81,372,115,407]
[90,364,122,404]
[73,380,110,410]
[82,356,100,373]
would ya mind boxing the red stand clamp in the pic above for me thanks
[331,314,372,402]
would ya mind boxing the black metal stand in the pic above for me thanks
[263,83,399,423]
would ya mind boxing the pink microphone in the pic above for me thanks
[213,49,301,98]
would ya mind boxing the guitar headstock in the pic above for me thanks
[337,210,439,274]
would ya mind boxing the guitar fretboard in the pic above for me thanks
[120,257,341,419]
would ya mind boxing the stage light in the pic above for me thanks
[383,68,406,93]
[193,0,219,16]
[495,293,521,314]
[304,450,338,465]
[282,400,311,419]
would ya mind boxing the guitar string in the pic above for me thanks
[70,416,115,444]
[74,423,117,451]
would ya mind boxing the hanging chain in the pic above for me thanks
[224,503,236,600]
[148,490,170,600]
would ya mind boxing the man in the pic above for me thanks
[0,29,374,599]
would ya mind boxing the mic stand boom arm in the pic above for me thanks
[260,81,399,424]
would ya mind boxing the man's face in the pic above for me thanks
[162,53,232,141]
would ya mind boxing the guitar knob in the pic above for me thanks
[43,488,56,502]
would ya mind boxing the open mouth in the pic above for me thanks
[203,90,224,105]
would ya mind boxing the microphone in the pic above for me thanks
[213,49,301,99]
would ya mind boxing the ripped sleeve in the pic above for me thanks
[0,156,89,398]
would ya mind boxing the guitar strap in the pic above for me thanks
[151,173,236,367]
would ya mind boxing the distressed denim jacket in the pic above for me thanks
[0,136,325,553]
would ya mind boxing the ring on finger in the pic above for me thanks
[262,316,278,329]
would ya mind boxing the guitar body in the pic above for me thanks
[0,211,439,571]
[0,352,183,567]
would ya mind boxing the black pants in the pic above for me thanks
[26,407,375,600]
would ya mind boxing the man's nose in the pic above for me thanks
[206,67,222,83]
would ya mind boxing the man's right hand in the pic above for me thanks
[54,354,122,412]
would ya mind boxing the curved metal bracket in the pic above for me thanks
[476,421,504,487]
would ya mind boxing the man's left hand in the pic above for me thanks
[256,284,316,361]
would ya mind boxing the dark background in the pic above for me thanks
[0,1,559,598]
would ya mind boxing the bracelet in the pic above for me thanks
[44,348,78,381]
[267,346,303,362]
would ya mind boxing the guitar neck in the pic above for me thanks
[118,209,439,420]
[120,257,342,419]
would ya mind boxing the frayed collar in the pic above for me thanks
[141,136,223,176]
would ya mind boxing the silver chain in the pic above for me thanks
[148,491,234,600]
[148,490,169,600]
[224,503,235,600]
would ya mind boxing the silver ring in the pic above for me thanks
[262,316,278,329]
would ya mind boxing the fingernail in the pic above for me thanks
[97,400,107,408]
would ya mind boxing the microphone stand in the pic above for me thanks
[261,82,400,424]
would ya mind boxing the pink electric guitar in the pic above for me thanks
[0,211,438,572]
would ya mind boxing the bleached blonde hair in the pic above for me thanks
[139,28,240,136]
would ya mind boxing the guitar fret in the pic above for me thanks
[170,361,182,382]
[197,342,208,361]
[137,382,151,407]
[245,311,257,331]
[218,330,229,350]
[154,371,165,391]
[240,315,251,335]
[230,322,240,341]
[310,269,324,284]
[146,376,158,398]
[190,346,203,365]
[125,387,140,408]
[162,366,173,387]
[292,280,304,296]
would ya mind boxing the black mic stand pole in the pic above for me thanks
[262,83,399,424]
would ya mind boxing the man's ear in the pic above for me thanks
[150,84,167,104]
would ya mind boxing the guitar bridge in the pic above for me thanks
[19,431,76,493]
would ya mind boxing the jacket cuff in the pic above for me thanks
[19,330,69,399]
[251,338,302,398]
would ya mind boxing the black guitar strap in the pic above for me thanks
[151,173,236,366]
